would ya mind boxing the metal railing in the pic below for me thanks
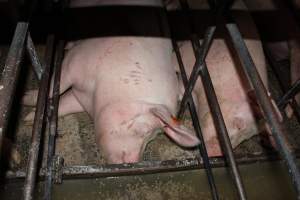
[1,0,300,200]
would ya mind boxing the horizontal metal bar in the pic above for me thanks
[23,35,55,200]
[173,40,219,200]
[68,0,163,8]
[0,22,28,158]
[5,154,288,180]
[26,33,44,81]
[226,22,300,199]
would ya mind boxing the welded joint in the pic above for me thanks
[191,26,216,62]
[53,155,64,184]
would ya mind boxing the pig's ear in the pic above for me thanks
[150,107,200,147]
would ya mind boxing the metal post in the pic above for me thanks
[188,36,247,200]
[173,0,246,197]
[44,41,64,200]
[0,22,28,158]
[23,35,55,200]
[226,22,300,199]
[161,2,220,198]
[173,40,219,200]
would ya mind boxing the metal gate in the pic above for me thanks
[1,0,300,199]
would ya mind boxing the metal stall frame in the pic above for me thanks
[23,35,55,200]
[264,46,300,123]
[43,40,64,200]
[0,23,28,157]
[4,153,288,180]
[0,22,45,157]
[226,22,300,198]
[174,0,300,199]
[1,1,300,200]
[0,21,49,200]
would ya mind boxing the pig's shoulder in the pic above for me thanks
[64,38,104,50]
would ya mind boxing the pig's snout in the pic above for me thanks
[106,151,141,164]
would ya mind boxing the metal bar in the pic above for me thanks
[5,154,286,180]
[162,3,219,198]
[0,22,28,158]
[226,23,300,199]
[190,37,247,200]
[263,45,300,122]
[175,1,245,198]
[173,40,219,200]
[278,79,300,109]
[177,26,216,119]
[43,41,64,200]
[68,0,163,8]
[23,35,55,200]
[26,33,44,81]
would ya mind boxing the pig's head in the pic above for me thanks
[95,103,200,164]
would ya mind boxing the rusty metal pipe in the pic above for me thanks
[0,22,28,159]
[23,35,55,200]
[44,40,64,200]
[226,22,300,199]
[26,33,44,81]
[190,37,247,200]
[173,40,220,200]
[5,154,286,180]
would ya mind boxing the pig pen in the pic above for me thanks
[1,0,300,199]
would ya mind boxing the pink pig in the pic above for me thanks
[23,37,200,164]
[173,7,270,156]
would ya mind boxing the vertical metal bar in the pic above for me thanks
[177,26,216,119]
[174,1,244,198]
[226,23,300,199]
[0,22,28,158]
[173,40,220,200]
[162,3,219,198]
[44,40,64,200]
[26,33,44,81]
[190,37,247,200]
[23,35,55,200]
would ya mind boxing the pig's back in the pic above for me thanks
[63,37,179,116]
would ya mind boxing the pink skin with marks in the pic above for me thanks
[173,9,272,156]
[23,37,200,164]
